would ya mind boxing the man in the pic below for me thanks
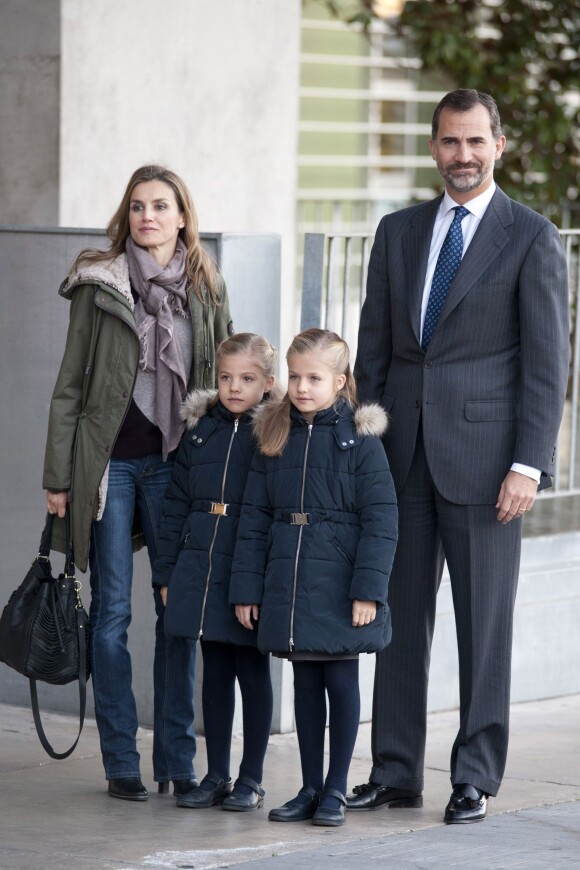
[349,90,569,823]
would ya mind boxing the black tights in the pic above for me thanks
[201,641,273,785]
[292,658,360,802]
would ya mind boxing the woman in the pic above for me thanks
[43,165,233,801]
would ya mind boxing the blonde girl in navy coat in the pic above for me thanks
[153,333,280,812]
[230,328,398,826]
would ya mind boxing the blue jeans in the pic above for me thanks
[89,453,196,782]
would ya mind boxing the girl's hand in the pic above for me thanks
[235,604,260,630]
[160,587,168,607]
[46,490,69,518]
[352,599,377,627]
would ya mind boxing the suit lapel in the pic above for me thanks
[436,187,513,332]
[403,197,441,343]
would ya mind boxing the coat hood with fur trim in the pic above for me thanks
[180,389,218,430]
[180,388,286,433]
[252,399,389,451]
[59,254,133,306]
[352,403,390,438]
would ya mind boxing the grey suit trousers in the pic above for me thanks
[370,427,521,797]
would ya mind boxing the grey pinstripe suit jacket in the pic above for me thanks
[355,187,570,504]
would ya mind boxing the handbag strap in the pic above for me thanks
[29,603,88,760]
[38,513,54,560]
[38,511,76,577]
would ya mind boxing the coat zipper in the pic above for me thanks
[198,419,238,638]
[289,423,312,651]
[203,288,211,382]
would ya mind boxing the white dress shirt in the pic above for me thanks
[420,183,540,484]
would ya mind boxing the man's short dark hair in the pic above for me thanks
[432,89,502,140]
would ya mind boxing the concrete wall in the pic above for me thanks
[427,530,580,713]
[350,524,580,723]
[59,0,301,347]
[0,0,60,224]
[0,0,301,345]
[354,529,580,725]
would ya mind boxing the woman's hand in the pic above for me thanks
[160,587,168,607]
[235,604,260,630]
[352,599,377,627]
[46,491,69,518]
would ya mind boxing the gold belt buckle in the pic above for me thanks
[210,502,228,516]
[290,512,309,525]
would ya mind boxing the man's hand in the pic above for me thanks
[160,587,168,607]
[495,470,538,524]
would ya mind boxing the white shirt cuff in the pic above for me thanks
[511,462,541,483]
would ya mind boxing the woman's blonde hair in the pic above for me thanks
[71,165,219,303]
[258,328,357,457]
[214,332,283,405]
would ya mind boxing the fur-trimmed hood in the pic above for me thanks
[353,403,390,437]
[180,389,218,430]
[181,386,286,432]
[252,399,389,447]
[59,253,133,307]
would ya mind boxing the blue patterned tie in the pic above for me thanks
[421,205,469,351]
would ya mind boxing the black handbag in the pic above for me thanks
[0,512,90,759]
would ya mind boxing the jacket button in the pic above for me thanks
[349,439,355,444]
[196,437,203,444]
[122,391,129,398]
[424,361,433,369]
[341,441,347,446]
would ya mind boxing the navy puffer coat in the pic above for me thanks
[230,400,398,656]
[153,390,259,646]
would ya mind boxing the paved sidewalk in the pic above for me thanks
[0,694,579,869]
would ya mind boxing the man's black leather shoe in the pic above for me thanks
[346,781,423,811]
[108,777,149,801]
[268,786,320,822]
[444,784,487,823]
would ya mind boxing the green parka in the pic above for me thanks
[42,254,233,572]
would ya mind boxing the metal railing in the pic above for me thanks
[301,228,580,498]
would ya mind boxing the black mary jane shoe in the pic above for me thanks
[108,777,149,802]
[444,784,487,824]
[176,775,233,808]
[312,788,347,827]
[157,778,199,797]
[346,781,423,811]
[268,786,320,822]
[221,776,265,812]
